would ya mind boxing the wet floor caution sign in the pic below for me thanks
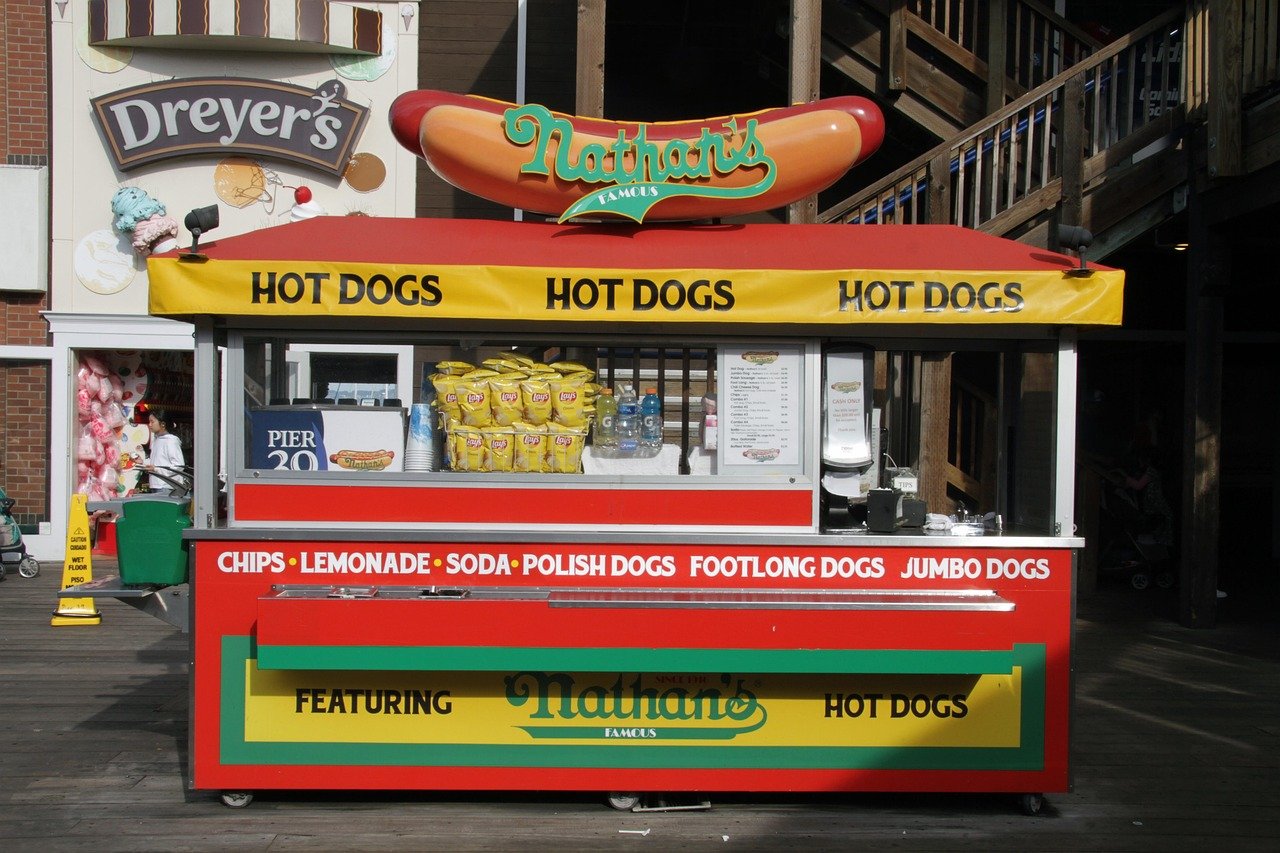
[52,494,101,626]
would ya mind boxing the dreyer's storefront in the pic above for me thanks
[41,1,417,559]
[113,85,1125,810]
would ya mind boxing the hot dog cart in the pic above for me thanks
[144,215,1122,811]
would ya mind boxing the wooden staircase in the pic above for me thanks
[817,0,1280,518]
[822,0,1105,138]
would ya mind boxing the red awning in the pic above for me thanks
[148,218,1123,327]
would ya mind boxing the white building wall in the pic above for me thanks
[39,1,420,560]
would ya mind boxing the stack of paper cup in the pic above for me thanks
[404,403,437,471]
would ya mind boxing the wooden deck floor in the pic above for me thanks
[1,561,1277,851]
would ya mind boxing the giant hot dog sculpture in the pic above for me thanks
[389,90,884,223]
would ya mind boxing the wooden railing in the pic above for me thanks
[823,6,1192,233]
[947,376,998,510]
[1242,0,1280,100]
[906,0,1103,93]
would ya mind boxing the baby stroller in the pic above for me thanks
[1096,476,1174,590]
[0,487,41,580]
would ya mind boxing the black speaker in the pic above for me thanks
[900,498,927,528]
[866,488,899,533]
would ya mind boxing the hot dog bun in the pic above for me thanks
[389,91,884,221]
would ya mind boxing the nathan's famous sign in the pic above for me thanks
[389,90,884,223]
[92,78,369,176]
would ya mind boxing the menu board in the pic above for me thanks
[718,344,805,472]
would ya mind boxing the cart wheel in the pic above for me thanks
[1130,572,1151,590]
[1018,793,1045,815]
[18,557,39,578]
[0,564,6,580]
[606,793,641,811]
[1156,571,1175,589]
[220,791,254,809]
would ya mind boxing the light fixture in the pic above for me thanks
[180,204,220,261]
[1058,224,1094,277]
[1154,220,1190,253]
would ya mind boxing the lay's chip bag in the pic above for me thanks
[431,374,462,424]
[520,376,553,425]
[489,375,525,426]
[512,422,547,473]
[450,423,485,472]
[456,378,493,427]
[482,426,515,472]
[545,423,587,474]
[549,373,589,428]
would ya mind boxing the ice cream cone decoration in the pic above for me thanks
[111,187,179,256]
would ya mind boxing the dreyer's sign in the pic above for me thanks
[91,78,369,175]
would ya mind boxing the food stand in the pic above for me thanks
[141,210,1122,811]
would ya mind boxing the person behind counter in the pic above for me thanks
[145,407,185,495]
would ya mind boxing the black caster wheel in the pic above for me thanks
[1130,572,1151,590]
[220,791,254,808]
[1018,793,1045,815]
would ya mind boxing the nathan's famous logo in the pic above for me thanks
[829,380,863,393]
[503,103,776,224]
[742,448,782,462]
[503,671,767,741]
[328,449,395,470]
[741,351,780,365]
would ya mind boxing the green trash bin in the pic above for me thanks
[116,498,192,585]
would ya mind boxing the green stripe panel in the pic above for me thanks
[256,644,1020,674]
[221,637,1047,772]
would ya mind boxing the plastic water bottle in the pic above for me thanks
[640,387,663,456]
[595,388,617,450]
[616,385,639,456]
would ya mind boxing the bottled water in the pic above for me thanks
[595,388,617,449]
[640,387,663,456]
[616,385,639,456]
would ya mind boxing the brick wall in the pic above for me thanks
[1,0,50,526]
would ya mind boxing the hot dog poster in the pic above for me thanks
[248,408,404,473]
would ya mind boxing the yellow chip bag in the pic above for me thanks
[481,357,522,372]
[452,424,485,472]
[435,361,474,376]
[554,361,595,378]
[456,379,493,427]
[549,374,589,428]
[461,368,500,380]
[546,423,587,474]
[489,375,525,426]
[520,377,553,425]
[431,374,462,424]
[512,423,547,473]
[507,353,537,367]
[482,427,515,472]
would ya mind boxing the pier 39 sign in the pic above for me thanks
[91,78,369,176]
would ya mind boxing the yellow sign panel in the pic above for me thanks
[52,493,101,626]
[243,664,1022,748]
[149,258,1124,326]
